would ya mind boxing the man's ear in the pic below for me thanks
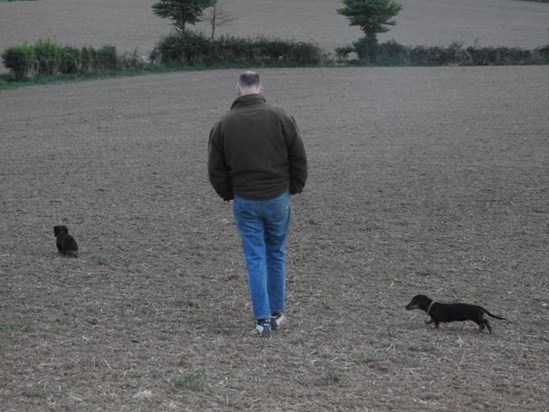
[236,86,242,96]
[259,85,264,95]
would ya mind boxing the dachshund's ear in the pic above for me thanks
[54,226,61,236]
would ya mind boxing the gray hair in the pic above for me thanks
[237,71,261,90]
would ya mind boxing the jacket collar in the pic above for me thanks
[230,94,267,110]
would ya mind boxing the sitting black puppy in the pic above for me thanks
[53,225,78,257]
[405,294,506,333]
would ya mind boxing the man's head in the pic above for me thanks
[237,71,263,96]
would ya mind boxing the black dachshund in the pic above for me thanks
[53,225,78,257]
[406,294,506,333]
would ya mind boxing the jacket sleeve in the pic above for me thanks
[284,116,308,195]
[208,122,234,201]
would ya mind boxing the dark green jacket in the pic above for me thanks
[208,94,308,200]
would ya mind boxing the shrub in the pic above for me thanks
[2,39,131,80]
[119,49,147,71]
[466,46,534,65]
[1,40,134,80]
[335,45,354,63]
[209,35,249,62]
[409,45,450,65]
[535,44,549,60]
[152,31,322,66]
[34,39,64,75]
[59,46,81,74]
[1,44,37,79]
[352,37,379,62]
[343,40,542,66]
[374,40,409,65]
[95,45,120,71]
[284,40,322,64]
[80,46,99,72]
[153,31,212,64]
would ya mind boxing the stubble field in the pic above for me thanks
[1,0,549,411]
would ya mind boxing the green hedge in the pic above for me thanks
[339,40,549,66]
[151,31,322,66]
[2,35,547,83]
[1,39,144,80]
[1,44,37,80]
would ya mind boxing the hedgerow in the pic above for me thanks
[150,31,322,66]
[337,40,549,66]
[1,39,144,80]
[1,34,547,85]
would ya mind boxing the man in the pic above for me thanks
[208,71,308,337]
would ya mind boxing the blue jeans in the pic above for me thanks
[233,191,291,320]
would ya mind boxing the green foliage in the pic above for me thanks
[2,35,547,87]
[338,0,402,45]
[59,46,82,74]
[372,39,408,63]
[325,366,344,386]
[1,44,37,79]
[345,40,545,66]
[77,45,121,72]
[535,44,549,58]
[0,322,33,332]
[151,31,322,66]
[94,254,108,265]
[335,45,354,63]
[1,40,143,80]
[465,46,535,65]
[153,30,212,63]
[95,45,120,71]
[152,0,216,32]
[352,36,380,61]
[172,369,204,391]
[34,39,64,75]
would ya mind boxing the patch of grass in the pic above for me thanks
[0,65,164,90]
[356,350,377,364]
[0,62,254,90]
[324,366,344,386]
[212,325,230,336]
[94,254,108,265]
[133,303,157,316]
[197,286,213,298]
[0,322,32,332]
[172,369,204,392]
[416,264,439,277]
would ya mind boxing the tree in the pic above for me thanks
[152,0,216,32]
[338,0,402,60]
[201,0,235,40]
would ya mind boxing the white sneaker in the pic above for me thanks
[251,320,271,337]
[270,313,287,331]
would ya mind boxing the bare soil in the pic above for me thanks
[1,65,548,411]
[1,1,549,411]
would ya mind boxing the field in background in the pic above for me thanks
[1,66,548,410]
[0,0,548,65]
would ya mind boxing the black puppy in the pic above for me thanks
[405,294,506,333]
[53,225,78,257]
